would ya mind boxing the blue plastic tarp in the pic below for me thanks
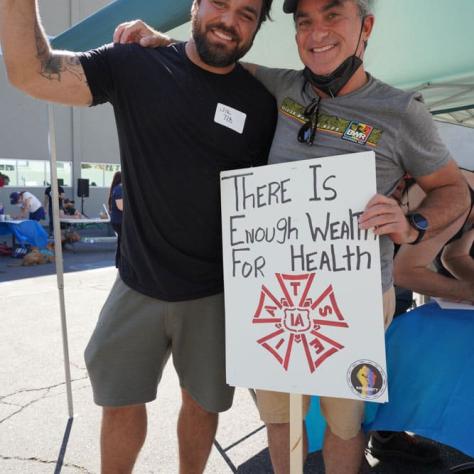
[0,221,48,248]
[306,303,474,457]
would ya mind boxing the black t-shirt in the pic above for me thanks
[79,43,276,301]
[44,185,65,212]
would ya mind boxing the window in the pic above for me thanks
[0,160,16,186]
[0,159,72,187]
[81,163,121,187]
[46,161,72,187]
[17,160,46,187]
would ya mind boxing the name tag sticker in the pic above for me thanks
[214,103,247,134]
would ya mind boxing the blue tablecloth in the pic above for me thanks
[307,302,474,456]
[0,220,48,248]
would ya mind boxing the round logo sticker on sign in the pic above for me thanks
[347,360,386,400]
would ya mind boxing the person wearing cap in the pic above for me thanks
[10,191,46,221]
[243,1,468,471]
[116,1,470,472]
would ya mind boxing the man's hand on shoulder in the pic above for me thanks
[113,20,173,48]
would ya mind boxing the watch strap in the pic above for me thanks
[407,213,427,245]
[410,227,425,245]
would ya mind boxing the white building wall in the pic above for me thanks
[0,0,117,217]
[0,0,299,216]
[1,1,473,217]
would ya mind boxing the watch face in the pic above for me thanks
[412,213,429,230]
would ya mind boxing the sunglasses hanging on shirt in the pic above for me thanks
[297,96,321,146]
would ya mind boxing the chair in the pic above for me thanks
[102,203,111,221]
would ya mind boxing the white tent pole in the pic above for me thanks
[290,393,304,473]
[48,103,74,418]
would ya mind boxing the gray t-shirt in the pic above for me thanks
[255,66,452,291]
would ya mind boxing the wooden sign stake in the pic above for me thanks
[290,393,303,473]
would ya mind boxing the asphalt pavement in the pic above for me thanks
[0,239,472,473]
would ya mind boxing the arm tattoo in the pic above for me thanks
[34,22,86,83]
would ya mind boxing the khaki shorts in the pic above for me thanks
[85,277,234,412]
[256,287,396,439]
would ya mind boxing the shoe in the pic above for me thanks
[368,431,441,464]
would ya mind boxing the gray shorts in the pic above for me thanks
[84,277,234,413]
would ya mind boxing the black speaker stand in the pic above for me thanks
[80,196,89,218]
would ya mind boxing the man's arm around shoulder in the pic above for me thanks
[360,161,469,244]
[0,0,92,106]
[414,160,470,236]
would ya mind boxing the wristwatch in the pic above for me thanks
[407,212,429,245]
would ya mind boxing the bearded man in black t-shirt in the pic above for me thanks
[0,0,276,471]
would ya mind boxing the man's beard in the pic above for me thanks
[191,14,254,68]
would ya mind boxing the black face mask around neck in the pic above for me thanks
[303,17,367,98]
[303,54,363,97]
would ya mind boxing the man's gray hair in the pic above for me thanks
[355,0,374,17]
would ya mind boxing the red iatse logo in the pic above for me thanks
[253,273,348,373]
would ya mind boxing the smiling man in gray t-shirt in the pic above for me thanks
[246,0,469,472]
[254,67,451,296]
[245,1,468,472]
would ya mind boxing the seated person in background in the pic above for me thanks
[59,199,82,245]
[60,198,82,219]
[9,191,46,221]
[393,168,474,304]
[369,169,473,463]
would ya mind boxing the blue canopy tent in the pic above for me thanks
[51,0,192,51]
[366,0,474,137]
[50,0,474,127]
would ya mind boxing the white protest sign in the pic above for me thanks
[220,151,388,403]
